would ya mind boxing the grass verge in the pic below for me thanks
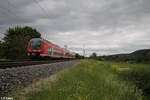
[16,60,143,100]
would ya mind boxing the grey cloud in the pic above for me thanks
[0,0,150,55]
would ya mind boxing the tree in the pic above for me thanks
[75,53,84,59]
[0,41,5,58]
[3,26,41,59]
[90,52,98,60]
[146,52,150,62]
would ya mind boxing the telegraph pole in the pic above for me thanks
[83,44,85,57]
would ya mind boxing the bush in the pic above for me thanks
[120,66,150,96]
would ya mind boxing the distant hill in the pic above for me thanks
[130,49,150,56]
[102,49,150,57]
[99,49,150,63]
[108,53,128,57]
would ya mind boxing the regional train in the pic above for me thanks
[27,38,75,59]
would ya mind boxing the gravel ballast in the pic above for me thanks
[0,60,78,97]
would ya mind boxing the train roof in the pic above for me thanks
[30,38,42,41]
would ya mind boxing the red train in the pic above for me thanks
[27,38,75,59]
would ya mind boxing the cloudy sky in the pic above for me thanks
[0,0,150,56]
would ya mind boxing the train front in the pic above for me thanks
[27,38,42,58]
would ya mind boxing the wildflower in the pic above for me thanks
[111,65,120,71]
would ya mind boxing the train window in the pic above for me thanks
[53,49,55,52]
[30,38,42,50]
[45,45,47,48]
[48,48,51,52]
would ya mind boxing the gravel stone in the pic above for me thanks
[0,60,78,97]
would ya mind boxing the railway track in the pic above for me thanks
[0,60,68,69]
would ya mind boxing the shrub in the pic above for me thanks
[120,66,150,96]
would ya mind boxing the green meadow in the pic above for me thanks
[16,59,150,100]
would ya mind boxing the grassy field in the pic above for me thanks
[17,59,145,100]
[103,61,150,100]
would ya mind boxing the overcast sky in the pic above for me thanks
[0,0,150,56]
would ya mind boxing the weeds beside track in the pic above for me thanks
[22,60,143,100]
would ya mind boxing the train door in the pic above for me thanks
[48,48,51,56]
[52,48,53,56]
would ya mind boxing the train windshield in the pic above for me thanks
[29,38,42,50]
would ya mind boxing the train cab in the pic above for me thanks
[27,38,43,58]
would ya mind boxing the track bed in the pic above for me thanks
[0,60,70,69]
